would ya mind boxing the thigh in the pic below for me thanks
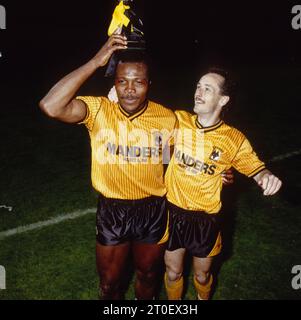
[132,242,166,272]
[192,256,214,275]
[96,242,130,279]
[165,248,186,274]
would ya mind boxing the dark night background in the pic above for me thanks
[0,0,301,111]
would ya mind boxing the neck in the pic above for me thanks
[197,112,221,127]
[120,100,148,115]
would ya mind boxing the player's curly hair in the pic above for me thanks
[115,50,152,80]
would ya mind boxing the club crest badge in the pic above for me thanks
[209,147,222,161]
[152,132,163,147]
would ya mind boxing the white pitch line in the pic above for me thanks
[270,148,301,162]
[0,208,96,240]
[0,148,300,241]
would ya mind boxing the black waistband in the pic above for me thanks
[98,193,166,206]
[167,201,220,220]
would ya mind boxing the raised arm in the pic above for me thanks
[39,33,127,123]
[253,169,282,196]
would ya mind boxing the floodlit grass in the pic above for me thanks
[0,214,97,300]
[1,186,300,300]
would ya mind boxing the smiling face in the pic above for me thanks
[193,73,229,116]
[114,61,149,114]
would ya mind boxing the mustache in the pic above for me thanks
[120,95,139,99]
[195,96,205,103]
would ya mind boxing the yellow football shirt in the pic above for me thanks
[76,96,177,200]
[165,110,265,213]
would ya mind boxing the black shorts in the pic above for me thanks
[96,193,168,245]
[166,202,222,258]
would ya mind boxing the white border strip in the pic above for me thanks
[0,208,96,240]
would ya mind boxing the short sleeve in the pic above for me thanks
[231,137,266,177]
[76,96,102,131]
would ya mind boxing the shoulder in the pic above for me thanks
[220,122,247,145]
[75,96,118,131]
[222,122,245,136]
[175,110,193,120]
[148,100,175,117]
[75,96,120,119]
[174,110,195,129]
[75,96,116,109]
[75,95,101,106]
[148,100,177,124]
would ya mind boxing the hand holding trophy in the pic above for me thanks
[105,0,146,76]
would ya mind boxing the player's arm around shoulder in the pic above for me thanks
[253,169,282,196]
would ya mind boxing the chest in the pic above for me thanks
[174,129,237,176]
[92,109,168,150]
